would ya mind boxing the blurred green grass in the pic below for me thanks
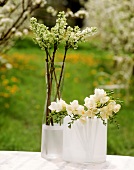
[0,37,134,156]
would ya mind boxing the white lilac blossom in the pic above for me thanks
[48,88,122,128]
[30,11,97,50]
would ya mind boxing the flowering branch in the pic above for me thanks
[30,11,97,125]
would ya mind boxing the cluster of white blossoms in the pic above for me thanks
[30,11,97,50]
[46,6,88,19]
[84,89,121,120]
[48,88,121,126]
[0,0,47,53]
[85,0,134,55]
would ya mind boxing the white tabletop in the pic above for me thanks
[0,151,134,170]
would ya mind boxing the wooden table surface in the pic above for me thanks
[0,151,134,170]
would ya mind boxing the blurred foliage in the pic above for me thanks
[32,0,85,28]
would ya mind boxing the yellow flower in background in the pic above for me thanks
[9,85,19,94]
[2,79,9,85]
[0,93,9,98]
[11,76,19,83]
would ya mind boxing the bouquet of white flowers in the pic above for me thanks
[48,88,122,128]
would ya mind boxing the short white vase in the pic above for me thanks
[41,124,63,159]
[63,116,107,164]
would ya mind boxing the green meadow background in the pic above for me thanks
[0,37,134,156]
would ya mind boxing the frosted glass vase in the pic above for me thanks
[41,124,63,159]
[63,116,107,164]
[41,62,64,159]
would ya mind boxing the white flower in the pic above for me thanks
[113,104,121,113]
[66,100,80,115]
[94,88,110,105]
[11,27,16,32]
[85,108,98,118]
[84,96,97,109]
[48,98,66,112]
[100,101,121,120]
[107,101,121,114]
[100,106,111,120]
[48,102,57,111]
[23,29,28,35]
[0,18,13,25]
[107,101,116,111]
[77,105,85,116]
[15,31,22,37]
[79,116,87,124]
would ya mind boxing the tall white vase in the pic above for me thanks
[63,116,107,164]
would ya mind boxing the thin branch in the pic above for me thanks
[55,45,68,99]
[22,0,25,11]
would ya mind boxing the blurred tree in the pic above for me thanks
[33,0,87,28]
[0,0,47,53]
[66,0,84,27]
[33,0,66,27]
[85,0,134,56]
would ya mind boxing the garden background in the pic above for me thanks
[0,0,134,156]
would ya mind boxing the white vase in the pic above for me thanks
[41,124,63,159]
[63,116,107,164]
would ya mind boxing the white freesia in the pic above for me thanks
[48,102,57,111]
[93,88,110,105]
[100,106,111,120]
[48,88,122,127]
[77,105,85,116]
[113,104,121,113]
[84,97,97,109]
[66,100,80,115]
[48,99,66,112]
[107,101,121,114]
[100,101,121,120]
[85,108,98,118]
